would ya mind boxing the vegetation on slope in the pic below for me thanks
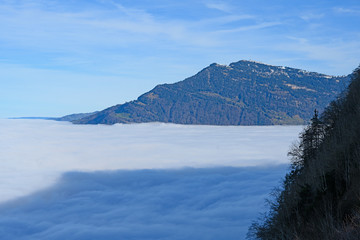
[248,67,360,239]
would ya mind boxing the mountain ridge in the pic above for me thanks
[74,60,350,125]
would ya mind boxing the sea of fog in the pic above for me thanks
[0,119,303,239]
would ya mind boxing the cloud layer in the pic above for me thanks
[0,166,288,240]
[0,120,302,239]
[0,119,302,203]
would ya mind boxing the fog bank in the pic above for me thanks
[0,166,288,240]
[0,119,302,202]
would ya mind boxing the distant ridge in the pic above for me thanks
[56,112,99,122]
[9,117,56,120]
[75,60,350,125]
[10,112,98,122]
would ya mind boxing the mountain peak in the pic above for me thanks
[208,62,230,68]
[231,59,276,67]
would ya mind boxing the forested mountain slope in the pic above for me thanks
[249,67,360,239]
[75,60,349,125]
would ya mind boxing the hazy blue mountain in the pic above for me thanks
[10,112,98,122]
[9,117,56,120]
[75,60,350,125]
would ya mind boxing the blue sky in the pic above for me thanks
[1,0,359,117]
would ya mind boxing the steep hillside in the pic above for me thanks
[75,60,349,125]
[249,67,360,239]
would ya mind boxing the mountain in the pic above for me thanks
[75,60,350,125]
[56,112,99,122]
[249,67,360,239]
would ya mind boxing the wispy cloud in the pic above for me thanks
[278,37,360,75]
[300,12,325,21]
[215,21,282,34]
[205,2,232,12]
[0,1,217,52]
[195,14,256,26]
[0,1,278,53]
[286,36,309,44]
[334,7,360,15]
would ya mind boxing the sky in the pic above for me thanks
[1,0,359,118]
[0,120,302,239]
